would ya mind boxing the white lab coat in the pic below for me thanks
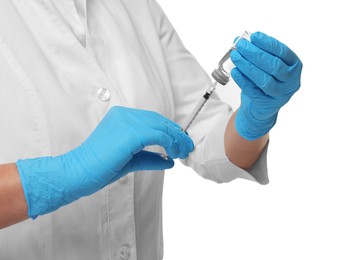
[0,0,269,259]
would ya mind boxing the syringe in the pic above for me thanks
[181,31,251,132]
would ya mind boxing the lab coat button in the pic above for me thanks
[97,88,110,101]
[119,245,130,260]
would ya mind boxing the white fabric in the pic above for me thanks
[0,0,268,259]
[47,0,87,46]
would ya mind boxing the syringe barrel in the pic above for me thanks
[181,81,218,132]
[181,96,208,132]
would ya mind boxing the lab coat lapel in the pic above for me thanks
[12,0,126,115]
[92,0,172,116]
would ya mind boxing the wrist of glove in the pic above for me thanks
[17,154,85,219]
[230,31,302,140]
[235,95,278,140]
[17,106,194,219]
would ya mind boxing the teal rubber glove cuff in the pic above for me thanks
[17,106,194,219]
[230,31,302,140]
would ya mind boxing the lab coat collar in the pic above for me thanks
[74,0,87,28]
[75,0,87,46]
[50,0,88,47]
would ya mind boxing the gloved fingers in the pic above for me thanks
[231,50,285,97]
[119,150,175,175]
[144,118,182,136]
[231,68,267,98]
[164,141,181,159]
[154,122,194,159]
[164,124,194,159]
[107,106,194,158]
[153,130,180,159]
[250,31,300,66]
[111,106,182,132]
[235,39,292,82]
[132,111,189,148]
[133,109,182,130]
[139,128,193,159]
[138,129,171,148]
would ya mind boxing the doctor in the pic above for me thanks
[0,0,302,259]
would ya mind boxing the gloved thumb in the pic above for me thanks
[120,150,174,175]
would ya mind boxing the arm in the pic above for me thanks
[225,111,269,170]
[148,0,271,183]
[148,1,302,183]
[225,32,302,170]
[0,163,28,229]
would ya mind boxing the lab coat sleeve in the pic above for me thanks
[148,0,269,184]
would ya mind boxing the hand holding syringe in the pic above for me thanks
[181,31,251,132]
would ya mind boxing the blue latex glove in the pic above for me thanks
[230,31,302,140]
[17,106,194,219]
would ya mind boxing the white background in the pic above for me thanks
[158,0,340,259]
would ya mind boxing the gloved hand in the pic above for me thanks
[230,31,302,140]
[17,106,194,219]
